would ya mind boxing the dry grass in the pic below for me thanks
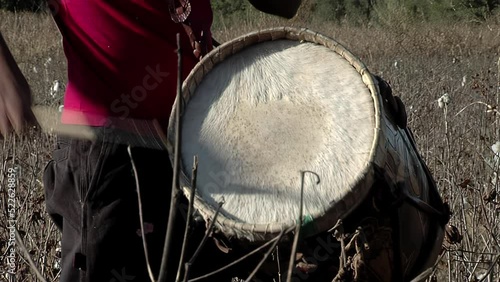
[1,8,500,282]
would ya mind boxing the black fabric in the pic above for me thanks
[42,128,239,282]
[247,0,302,19]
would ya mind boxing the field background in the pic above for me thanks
[1,1,500,281]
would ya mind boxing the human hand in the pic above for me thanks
[0,35,38,138]
[0,71,38,138]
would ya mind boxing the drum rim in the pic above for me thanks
[167,26,382,241]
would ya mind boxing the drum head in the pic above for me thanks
[169,28,381,240]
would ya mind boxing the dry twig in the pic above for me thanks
[158,32,184,282]
[183,200,224,281]
[15,229,47,282]
[176,156,199,282]
[128,146,155,282]
[244,229,286,282]
[188,226,295,282]
[286,171,320,282]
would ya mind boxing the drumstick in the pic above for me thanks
[32,105,96,140]
[32,105,170,150]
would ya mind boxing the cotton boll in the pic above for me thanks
[50,80,60,98]
[437,93,450,108]
[492,141,500,154]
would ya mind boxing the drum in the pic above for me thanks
[167,27,449,281]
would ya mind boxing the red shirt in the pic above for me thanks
[49,0,212,127]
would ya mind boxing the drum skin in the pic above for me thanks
[167,27,448,281]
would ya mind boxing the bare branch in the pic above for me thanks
[127,146,155,282]
[176,155,199,282]
[286,171,320,282]
[188,226,295,282]
[158,32,184,282]
[183,199,225,281]
[244,229,286,282]
[15,229,47,282]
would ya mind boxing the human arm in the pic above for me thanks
[0,31,37,137]
[247,0,302,19]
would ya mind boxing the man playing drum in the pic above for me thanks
[0,1,301,281]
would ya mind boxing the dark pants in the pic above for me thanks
[42,127,238,282]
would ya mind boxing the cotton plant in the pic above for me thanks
[437,93,451,139]
[438,93,450,109]
[53,240,62,271]
[50,80,60,98]
[393,60,399,68]
[44,57,52,67]
[492,141,500,156]
[489,141,500,187]
[492,141,500,167]
[44,57,52,83]
[492,141,500,171]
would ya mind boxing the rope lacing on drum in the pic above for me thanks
[373,162,450,228]
[373,74,450,226]
[370,163,450,281]
[375,75,408,129]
